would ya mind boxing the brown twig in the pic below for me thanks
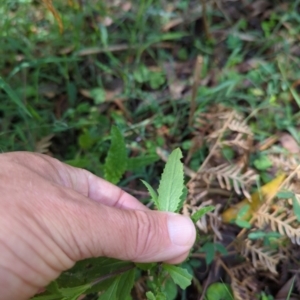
[188,111,235,187]
[200,0,212,40]
[189,56,203,127]
[92,264,135,286]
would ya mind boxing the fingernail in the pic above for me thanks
[167,214,196,247]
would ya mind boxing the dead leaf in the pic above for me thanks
[279,133,300,154]
[221,173,286,223]
[42,0,63,33]
[275,276,297,300]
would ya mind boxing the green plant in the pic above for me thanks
[32,146,213,300]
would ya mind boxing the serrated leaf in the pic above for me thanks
[157,148,184,212]
[175,185,188,213]
[141,180,159,207]
[162,264,192,290]
[104,126,127,184]
[191,206,215,223]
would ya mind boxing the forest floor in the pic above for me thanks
[1,1,300,299]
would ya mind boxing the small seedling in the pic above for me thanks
[141,148,214,298]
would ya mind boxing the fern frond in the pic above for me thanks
[257,205,300,245]
[241,239,281,274]
[228,120,253,135]
[197,163,257,199]
[230,263,259,300]
[222,134,252,150]
[268,154,299,172]
[35,134,54,154]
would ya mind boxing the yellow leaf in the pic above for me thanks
[221,173,286,223]
[42,0,64,33]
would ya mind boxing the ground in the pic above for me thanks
[1,1,300,299]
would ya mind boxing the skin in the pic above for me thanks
[0,152,196,299]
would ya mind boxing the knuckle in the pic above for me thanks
[130,210,158,261]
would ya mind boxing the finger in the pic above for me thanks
[51,196,196,263]
[2,152,148,211]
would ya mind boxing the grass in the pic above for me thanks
[2,0,300,299]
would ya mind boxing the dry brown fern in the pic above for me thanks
[268,153,300,172]
[226,262,259,300]
[241,239,282,274]
[35,134,54,154]
[256,204,300,245]
[196,163,257,199]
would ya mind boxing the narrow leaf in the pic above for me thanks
[292,195,300,222]
[104,126,127,184]
[191,206,215,223]
[60,284,91,298]
[98,277,119,300]
[116,269,135,300]
[127,154,159,171]
[0,76,31,117]
[141,180,159,207]
[162,264,192,290]
[157,148,184,212]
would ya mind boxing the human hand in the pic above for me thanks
[0,152,196,299]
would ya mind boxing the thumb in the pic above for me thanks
[59,200,196,264]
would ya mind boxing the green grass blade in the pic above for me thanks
[0,76,31,117]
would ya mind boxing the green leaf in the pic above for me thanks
[277,190,294,199]
[115,269,135,300]
[214,243,228,255]
[146,291,167,300]
[78,131,96,150]
[90,87,106,104]
[162,264,192,290]
[46,281,61,294]
[175,185,188,213]
[61,284,91,297]
[127,154,159,171]
[191,206,215,223]
[146,292,156,300]
[156,293,167,300]
[200,242,215,265]
[98,277,119,300]
[292,195,300,222]
[104,126,127,184]
[135,262,156,271]
[157,148,184,212]
[163,278,178,300]
[253,155,272,171]
[141,180,159,207]
[235,219,252,229]
[205,283,233,300]
[236,204,251,220]
[0,76,32,117]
